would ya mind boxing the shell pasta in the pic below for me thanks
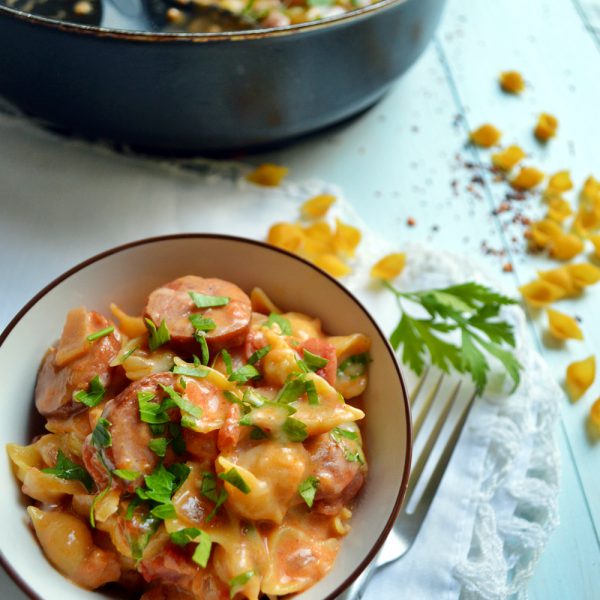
[8,275,370,599]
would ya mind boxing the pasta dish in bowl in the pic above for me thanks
[0,235,410,600]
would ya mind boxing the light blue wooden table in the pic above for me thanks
[1,0,598,598]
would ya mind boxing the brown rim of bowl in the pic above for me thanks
[0,232,412,600]
[0,0,411,42]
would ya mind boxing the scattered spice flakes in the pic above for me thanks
[246,163,289,187]
[469,124,502,148]
[499,70,526,94]
[534,113,558,143]
[502,262,513,273]
[407,217,416,227]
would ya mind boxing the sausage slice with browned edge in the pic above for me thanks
[35,308,121,418]
[82,372,176,493]
[144,276,252,354]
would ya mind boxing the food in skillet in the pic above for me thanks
[7,275,370,599]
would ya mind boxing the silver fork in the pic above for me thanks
[339,369,478,600]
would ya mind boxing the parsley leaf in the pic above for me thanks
[337,353,370,379]
[218,467,251,494]
[298,476,320,508]
[148,437,168,457]
[283,417,308,442]
[145,318,170,351]
[305,379,319,405]
[92,417,112,449]
[221,349,233,375]
[228,364,261,383]
[192,530,212,568]
[265,313,292,335]
[384,281,522,393]
[189,291,230,308]
[276,378,306,404]
[189,314,217,332]
[172,365,209,379]
[87,326,114,342]
[42,449,93,492]
[138,391,171,425]
[302,349,329,371]
[170,527,201,546]
[73,375,105,407]
[247,345,271,365]
[113,468,141,481]
[197,335,210,365]
[230,571,254,597]
[159,384,202,424]
[201,472,228,521]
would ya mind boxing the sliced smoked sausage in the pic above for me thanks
[82,373,176,492]
[35,308,120,418]
[144,276,252,354]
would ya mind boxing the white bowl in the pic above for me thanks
[0,234,411,600]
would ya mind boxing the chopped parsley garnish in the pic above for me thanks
[170,527,201,546]
[192,530,213,568]
[337,352,370,379]
[148,437,168,457]
[298,476,320,508]
[137,391,170,425]
[384,281,522,393]
[230,571,254,597]
[305,379,319,405]
[90,480,112,528]
[172,364,209,379]
[92,417,112,449]
[201,472,228,521]
[221,349,233,376]
[276,377,306,404]
[113,469,141,481]
[283,417,308,442]
[159,384,202,427]
[118,345,139,364]
[189,291,230,308]
[197,334,210,365]
[228,364,261,383]
[124,496,142,521]
[189,314,217,332]
[86,326,114,342]
[250,426,268,440]
[145,318,170,351]
[42,449,93,492]
[218,468,251,494]
[330,427,359,442]
[247,345,271,365]
[302,349,329,371]
[134,463,190,521]
[265,313,292,336]
[73,375,105,407]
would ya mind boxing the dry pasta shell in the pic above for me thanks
[565,355,595,401]
[538,267,578,296]
[469,124,502,148]
[546,308,583,340]
[333,218,361,258]
[565,263,600,288]
[534,113,558,142]
[519,279,566,306]
[370,252,406,280]
[491,145,526,171]
[499,71,525,94]
[267,222,305,254]
[546,197,573,223]
[548,233,584,261]
[511,167,545,190]
[589,397,600,429]
[301,194,336,219]
[246,163,289,187]
[589,234,600,258]
[313,253,351,278]
[546,170,573,194]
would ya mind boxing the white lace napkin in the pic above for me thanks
[0,113,561,599]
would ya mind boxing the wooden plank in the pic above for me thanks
[434,0,600,595]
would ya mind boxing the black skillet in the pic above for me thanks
[0,0,447,153]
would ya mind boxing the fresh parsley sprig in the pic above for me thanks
[384,281,522,393]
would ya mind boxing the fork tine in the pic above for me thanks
[405,378,461,503]
[409,383,477,523]
[411,371,444,440]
